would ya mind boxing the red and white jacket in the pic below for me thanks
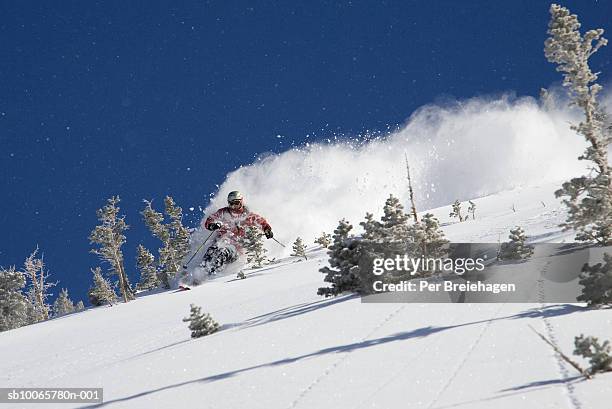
[203,206,271,244]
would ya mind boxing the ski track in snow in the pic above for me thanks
[287,305,407,409]
[425,304,505,409]
[537,261,582,409]
[353,307,465,409]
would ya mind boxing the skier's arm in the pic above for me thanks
[249,213,273,238]
[203,209,225,230]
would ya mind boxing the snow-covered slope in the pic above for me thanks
[1,182,611,409]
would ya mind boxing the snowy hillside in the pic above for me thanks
[1,181,611,409]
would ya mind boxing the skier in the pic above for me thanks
[200,191,273,275]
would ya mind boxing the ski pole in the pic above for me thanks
[272,237,286,248]
[182,230,215,269]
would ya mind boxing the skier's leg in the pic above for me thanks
[226,245,239,264]
[201,245,221,275]
[208,244,240,275]
[217,246,236,270]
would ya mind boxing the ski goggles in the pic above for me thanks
[229,199,243,206]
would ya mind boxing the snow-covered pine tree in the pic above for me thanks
[243,225,268,268]
[498,226,534,260]
[449,200,465,222]
[141,200,168,285]
[75,300,85,311]
[357,212,387,289]
[0,266,30,332]
[291,237,307,260]
[164,196,191,273]
[371,195,413,280]
[360,212,383,242]
[88,267,118,306]
[141,197,191,287]
[317,219,361,297]
[379,194,411,258]
[468,200,476,220]
[314,232,332,248]
[52,288,75,317]
[381,194,410,239]
[183,304,219,338]
[574,334,612,375]
[23,247,55,322]
[545,4,612,245]
[90,196,133,302]
[577,253,612,307]
[409,213,449,263]
[136,244,160,291]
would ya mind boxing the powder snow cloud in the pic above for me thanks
[192,90,610,259]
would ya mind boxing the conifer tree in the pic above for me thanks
[375,195,412,273]
[409,213,449,262]
[381,194,410,241]
[318,219,361,297]
[360,197,416,282]
[314,232,332,248]
[164,196,191,270]
[468,200,476,220]
[183,304,219,338]
[357,212,387,288]
[88,267,118,306]
[136,244,160,290]
[577,253,612,307]
[0,266,29,332]
[545,4,612,245]
[22,247,55,322]
[498,226,534,260]
[291,237,308,260]
[360,212,383,242]
[449,200,465,222]
[142,197,191,287]
[75,300,85,311]
[574,334,612,374]
[90,196,133,302]
[52,288,75,317]
[243,225,268,268]
[377,195,411,261]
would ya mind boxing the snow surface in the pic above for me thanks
[1,181,611,409]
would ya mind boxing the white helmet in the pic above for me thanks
[227,191,244,206]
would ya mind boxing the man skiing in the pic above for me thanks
[200,190,273,275]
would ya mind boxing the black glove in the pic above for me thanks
[208,222,222,231]
[264,228,273,239]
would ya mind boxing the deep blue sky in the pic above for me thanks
[1,1,610,305]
